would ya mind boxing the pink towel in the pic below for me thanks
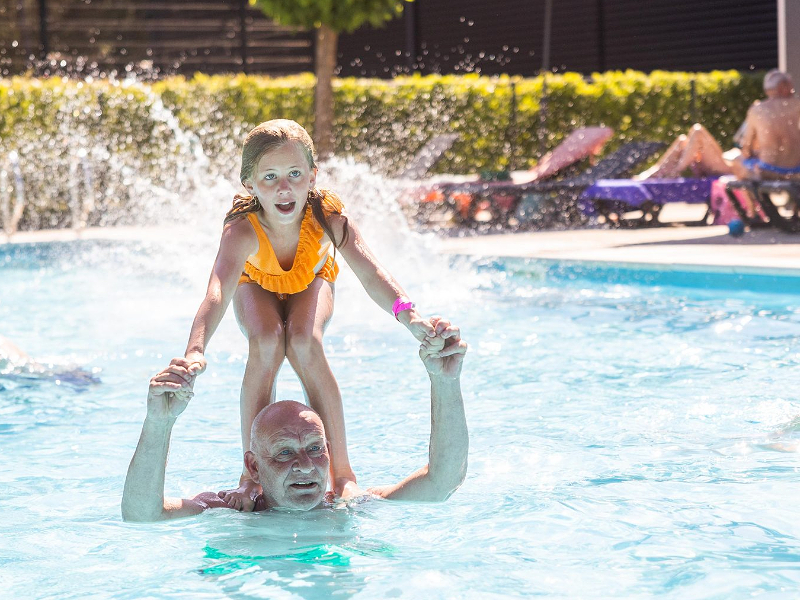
[710,179,766,225]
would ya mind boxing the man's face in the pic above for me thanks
[247,409,330,510]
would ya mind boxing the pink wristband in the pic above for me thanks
[392,298,415,321]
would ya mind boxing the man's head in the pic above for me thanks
[763,69,795,98]
[244,401,330,510]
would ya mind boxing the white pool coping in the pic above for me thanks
[438,225,800,275]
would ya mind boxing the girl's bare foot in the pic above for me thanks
[337,479,365,500]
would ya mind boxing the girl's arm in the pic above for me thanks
[184,219,257,371]
[332,214,434,341]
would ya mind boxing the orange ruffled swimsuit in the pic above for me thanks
[237,195,343,298]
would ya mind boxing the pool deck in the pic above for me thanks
[439,225,800,274]
[3,221,800,274]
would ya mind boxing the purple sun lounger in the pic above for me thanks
[578,178,715,225]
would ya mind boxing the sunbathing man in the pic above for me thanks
[121,317,468,521]
[637,70,800,186]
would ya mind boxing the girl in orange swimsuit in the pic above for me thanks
[183,119,435,510]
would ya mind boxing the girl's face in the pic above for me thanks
[244,141,317,226]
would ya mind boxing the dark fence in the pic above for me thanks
[337,0,778,77]
[0,0,313,76]
[0,0,779,78]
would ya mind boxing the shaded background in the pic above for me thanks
[0,0,778,77]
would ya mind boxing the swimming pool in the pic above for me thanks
[2,233,800,599]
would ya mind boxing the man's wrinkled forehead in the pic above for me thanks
[264,413,326,445]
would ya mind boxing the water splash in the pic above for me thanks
[0,78,233,235]
[0,73,503,314]
[0,151,26,237]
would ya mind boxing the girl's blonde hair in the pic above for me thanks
[225,119,348,248]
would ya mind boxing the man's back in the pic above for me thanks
[748,97,800,167]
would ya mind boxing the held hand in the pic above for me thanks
[400,309,436,342]
[184,351,207,376]
[419,317,467,379]
[146,358,196,422]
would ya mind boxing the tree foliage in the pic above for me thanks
[249,0,405,34]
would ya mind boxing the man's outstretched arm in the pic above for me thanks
[121,359,228,522]
[369,318,468,502]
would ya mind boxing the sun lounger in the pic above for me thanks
[506,126,614,184]
[579,178,715,226]
[755,181,800,232]
[724,180,800,233]
[402,127,614,223]
[396,133,460,179]
[412,126,613,184]
[435,140,666,227]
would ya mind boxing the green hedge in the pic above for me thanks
[0,70,764,229]
[152,70,763,174]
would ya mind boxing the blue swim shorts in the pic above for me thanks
[741,158,800,175]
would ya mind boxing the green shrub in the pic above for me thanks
[150,70,765,174]
[0,70,764,230]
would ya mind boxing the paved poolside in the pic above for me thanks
[3,221,800,274]
[439,225,800,274]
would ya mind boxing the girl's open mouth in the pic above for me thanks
[275,201,296,214]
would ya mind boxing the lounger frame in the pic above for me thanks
[724,180,800,233]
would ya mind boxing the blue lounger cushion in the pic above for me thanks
[579,178,714,216]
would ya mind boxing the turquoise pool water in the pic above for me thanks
[2,238,800,599]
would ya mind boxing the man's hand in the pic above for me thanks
[147,358,196,422]
[419,317,467,379]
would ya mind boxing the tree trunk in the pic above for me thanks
[314,24,338,159]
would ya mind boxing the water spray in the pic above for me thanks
[1,151,26,237]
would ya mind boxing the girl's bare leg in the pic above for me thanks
[284,277,356,495]
[219,282,286,511]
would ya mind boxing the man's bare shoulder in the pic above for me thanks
[751,96,800,115]
[748,99,768,117]
[787,97,800,114]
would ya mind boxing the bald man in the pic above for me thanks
[734,69,800,178]
[121,318,468,521]
[637,70,800,185]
